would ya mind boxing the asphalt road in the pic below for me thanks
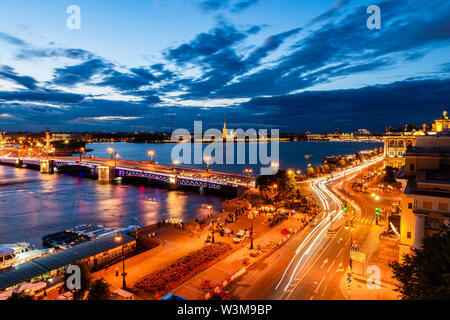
[227,157,384,300]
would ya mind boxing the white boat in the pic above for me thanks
[0,249,16,269]
[0,242,53,269]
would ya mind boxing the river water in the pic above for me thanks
[0,141,381,246]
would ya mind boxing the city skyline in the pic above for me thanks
[0,0,449,133]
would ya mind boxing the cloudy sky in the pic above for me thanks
[0,0,449,133]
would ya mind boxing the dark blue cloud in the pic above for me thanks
[198,0,228,13]
[198,0,260,14]
[0,65,38,90]
[164,25,300,98]
[215,0,450,98]
[0,32,27,46]
[52,58,111,86]
[239,78,450,131]
[16,47,94,60]
[166,23,248,65]
[0,90,85,104]
[231,0,260,13]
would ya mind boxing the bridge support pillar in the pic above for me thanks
[98,166,115,182]
[40,159,54,174]
[15,159,22,168]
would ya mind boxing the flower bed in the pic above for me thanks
[135,243,231,296]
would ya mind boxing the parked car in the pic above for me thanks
[233,231,247,243]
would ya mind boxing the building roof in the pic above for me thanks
[0,234,135,290]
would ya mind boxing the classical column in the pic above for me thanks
[413,213,426,251]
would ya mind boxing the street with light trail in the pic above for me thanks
[228,157,384,300]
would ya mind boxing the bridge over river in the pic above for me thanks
[0,154,256,194]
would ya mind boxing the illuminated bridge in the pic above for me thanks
[0,156,255,193]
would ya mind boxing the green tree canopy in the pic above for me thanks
[256,170,296,196]
[87,278,113,300]
[390,229,450,299]
[383,166,397,184]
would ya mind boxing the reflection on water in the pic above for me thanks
[0,141,382,246]
[0,165,225,247]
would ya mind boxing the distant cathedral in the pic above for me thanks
[222,113,235,140]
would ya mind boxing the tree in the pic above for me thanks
[256,170,295,196]
[6,290,34,300]
[87,278,113,300]
[383,166,397,184]
[389,229,450,299]
[64,263,92,300]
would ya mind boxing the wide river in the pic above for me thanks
[0,141,381,247]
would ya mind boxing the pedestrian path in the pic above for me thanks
[348,216,377,225]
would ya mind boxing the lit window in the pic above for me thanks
[423,201,433,210]
[438,202,448,212]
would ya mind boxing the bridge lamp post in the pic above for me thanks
[108,148,114,160]
[148,150,155,162]
[114,153,119,168]
[79,147,85,162]
[204,156,211,171]
[114,233,128,290]
[245,168,253,186]
[173,160,179,172]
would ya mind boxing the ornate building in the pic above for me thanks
[384,111,449,168]
[396,133,450,261]
[432,110,450,132]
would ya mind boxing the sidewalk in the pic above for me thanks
[338,223,400,300]
[170,217,305,300]
[93,211,306,299]
[92,227,207,290]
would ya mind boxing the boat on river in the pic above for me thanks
[42,224,140,249]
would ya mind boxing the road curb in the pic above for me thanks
[202,224,304,300]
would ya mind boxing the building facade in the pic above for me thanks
[383,111,450,168]
[383,133,417,168]
[396,133,450,261]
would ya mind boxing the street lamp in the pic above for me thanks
[248,210,255,250]
[148,150,155,162]
[114,233,127,289]
[345,224,354,270]
[372,194,380,224]
[173,159,179,171]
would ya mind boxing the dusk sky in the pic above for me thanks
[0,0,449,133]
